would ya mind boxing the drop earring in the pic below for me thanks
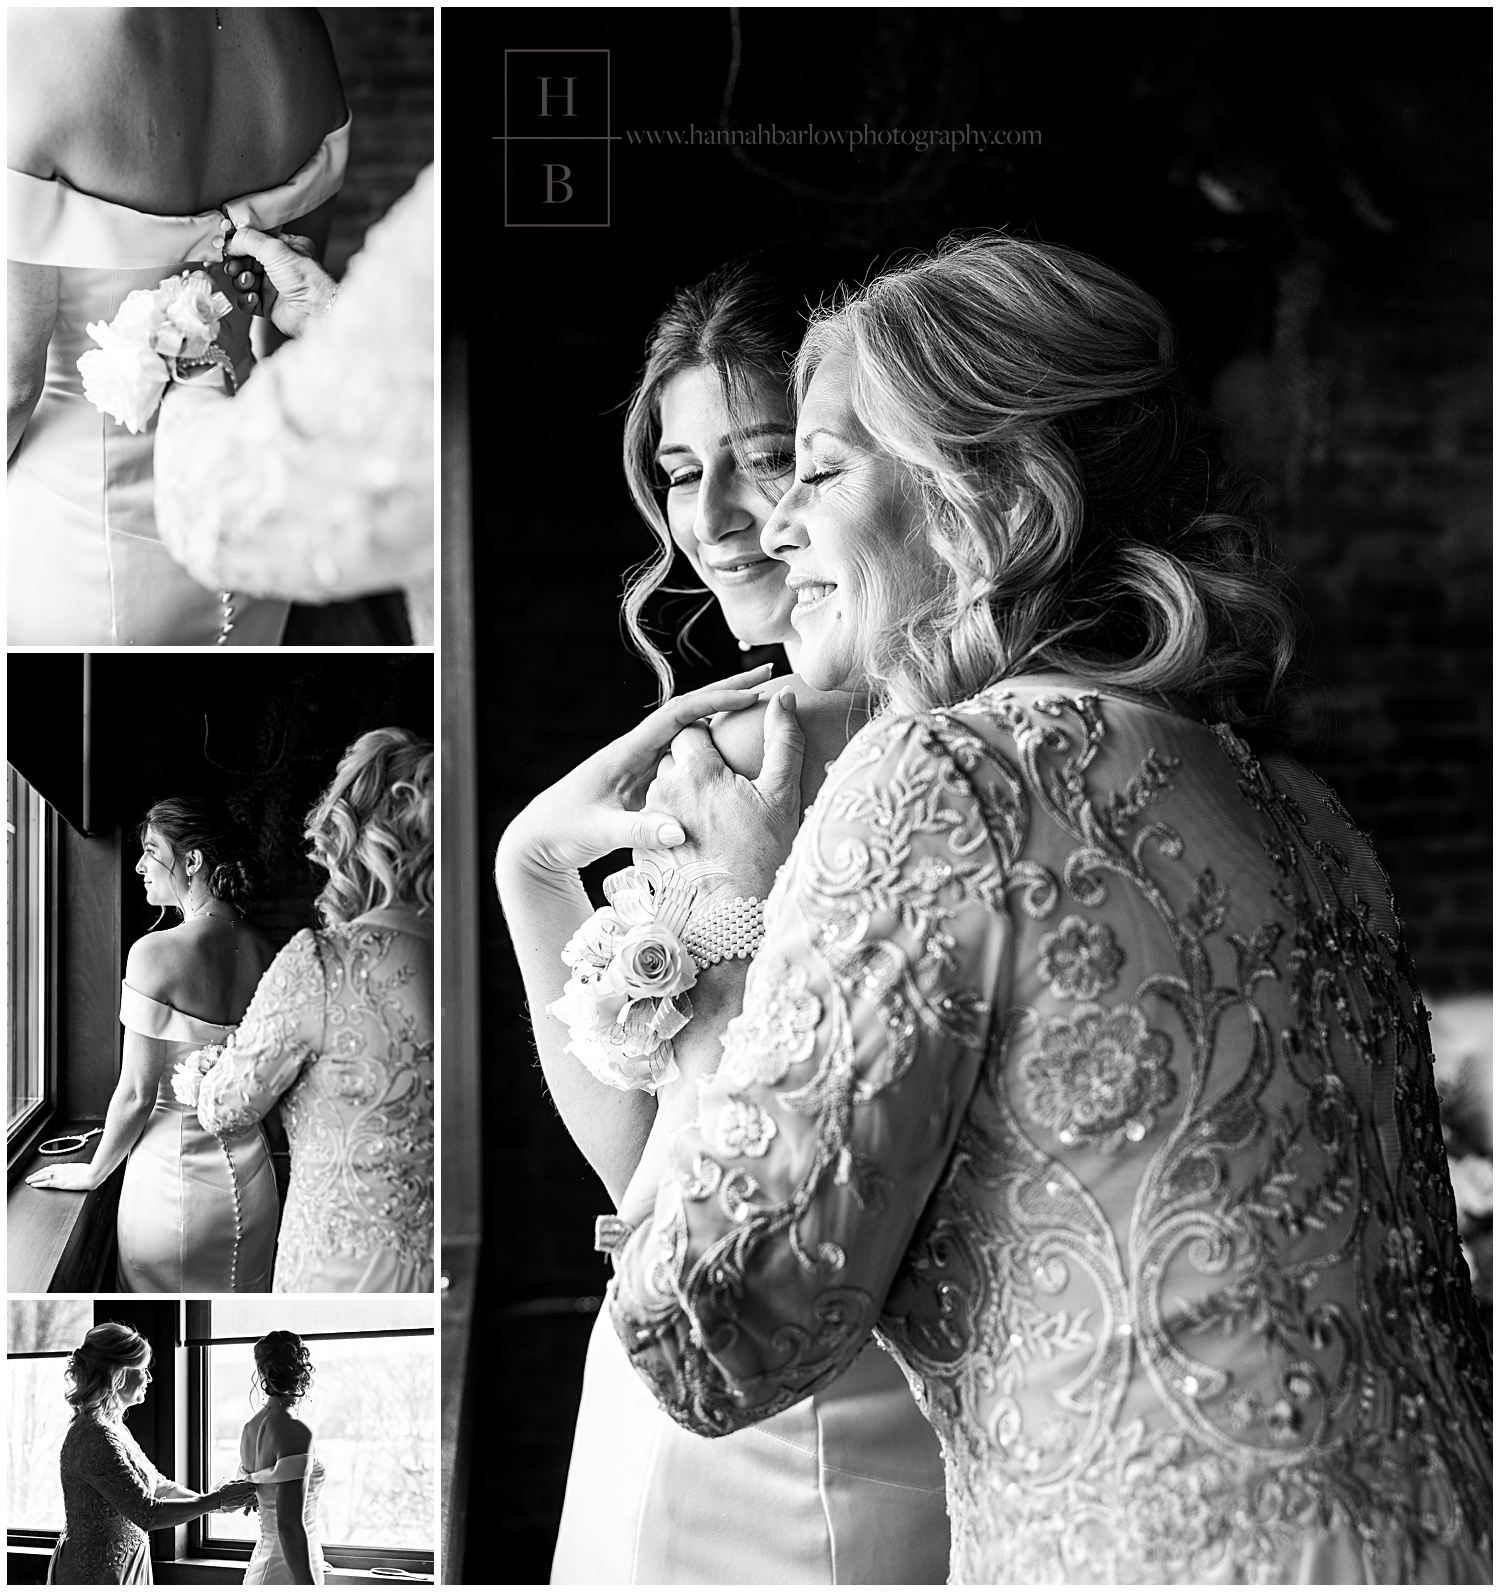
[737,640,752,652]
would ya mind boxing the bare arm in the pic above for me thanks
[494,667,779,1203]
[7,262,57,459]
[273,1475,316,1584]
[26,1028,164,1194]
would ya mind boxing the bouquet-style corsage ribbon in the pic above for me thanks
[78,267,238,433]
[170,1042,229,1111]
[547,859,765,1095]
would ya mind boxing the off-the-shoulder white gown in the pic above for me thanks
[243,1447,327,1585]
[6,117,348,644]
[115,980,277,1293]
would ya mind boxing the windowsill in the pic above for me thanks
[8,1546,432,1587]
[6,1120,122,1292]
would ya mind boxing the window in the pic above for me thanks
[6,1300,95,1534]
[187,1298,435,1574]
[7,766,57,1147]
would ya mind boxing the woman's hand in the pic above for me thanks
[213,1480,259,1513]
[25,1162,98,1193]
[498,664,778,881]
[642,687,807,902]
[224,227,335,339]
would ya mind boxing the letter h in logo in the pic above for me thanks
[502,50,610,227]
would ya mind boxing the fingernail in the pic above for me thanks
[658,823,686,846]
[778,689,796,707]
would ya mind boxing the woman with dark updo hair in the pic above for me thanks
[27,795,280,1293]
[50,1323,257,1583]
[201,731,434,1291]
[236,1332,327,1584]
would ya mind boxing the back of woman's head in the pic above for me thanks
[306,728,433,926]
[796,233,1297,727]
[140,795,262,910]
[65,1323,150,1415]
[254,1330,314,1403]
[622,248,863,699]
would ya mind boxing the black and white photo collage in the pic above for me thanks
[6,6,1490,1586]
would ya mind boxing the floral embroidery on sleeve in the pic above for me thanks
[610,714,1009,1437]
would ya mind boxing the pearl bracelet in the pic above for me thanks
[681,895,765,969]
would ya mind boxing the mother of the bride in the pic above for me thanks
[512,236,1492,1583]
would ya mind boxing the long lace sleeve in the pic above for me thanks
[80,1424,175,1531]
[153,165,433,633]
[609,713,1012,1436]
[199,930,326,1135]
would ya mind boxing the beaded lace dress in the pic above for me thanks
[609,679,1492,1584]
[49,1412,169,1584]
[199,907,434,1292]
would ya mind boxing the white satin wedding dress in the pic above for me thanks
[114,981,277,1294]
[6,116,348,644]
[243,1448,327,1585]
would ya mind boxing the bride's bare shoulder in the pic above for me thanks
[124,924,191,1001]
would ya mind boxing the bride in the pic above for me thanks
[26,797,279,1293]
[6,7,347,645]
[239,1332,326,1585]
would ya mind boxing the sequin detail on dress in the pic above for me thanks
[610,684,1492,1584]
[198,912,433,1292]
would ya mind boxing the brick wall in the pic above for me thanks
[1214,226,1491,994]
[321,7,433,277]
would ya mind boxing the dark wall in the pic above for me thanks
[320,6,433,278]
[454,8,1489,1576]
[15,654,432,953]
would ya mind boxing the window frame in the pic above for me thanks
[185,1326,436,1576]
[7,766,61,1177]
[5,1346,74,1542]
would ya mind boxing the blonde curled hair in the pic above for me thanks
[305,728,433,927]
[795,234,1297,727]
[65,1323,151,1416]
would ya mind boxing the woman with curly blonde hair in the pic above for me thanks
[51,1323,256,1582]
[200,729,434,1292]
[504,234,1490,1582]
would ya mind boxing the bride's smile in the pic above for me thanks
[136,825,185,907]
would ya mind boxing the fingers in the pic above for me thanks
[620,665,774,763]
[652,665,776,733]
[278,232,316,259]
[754,688,806,805]
[667,723,718,767]
[227,228,319,295]
[610,809,686,851]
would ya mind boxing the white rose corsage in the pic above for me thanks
[170,1043,228,1110]
[546,861,738,1095]
[78,270,237,433]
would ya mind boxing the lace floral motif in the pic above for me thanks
[612,686,1491,1584]
[1035,913,1123,999]
[707,1095,778,1159]
[1020,1000,1175,1149]
[717,953,822,1089]
[52,1414,164,1583]
[199,915,433,1291]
